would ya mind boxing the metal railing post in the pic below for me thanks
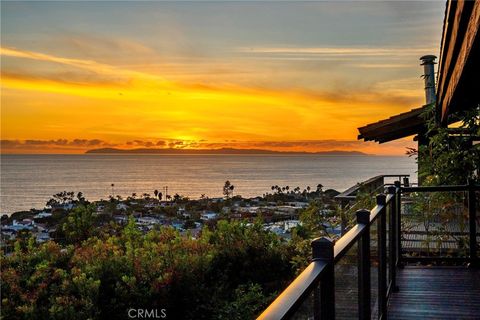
[357,209,371,320]
[376,194,387,319]
[468,179,477,266]
[387,186,399,293]
[312,237,335,320]
[394,181,403,268]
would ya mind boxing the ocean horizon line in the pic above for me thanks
[0,152,410,157]
[0,152,409,157]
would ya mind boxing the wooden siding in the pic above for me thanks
[437,0,480,123]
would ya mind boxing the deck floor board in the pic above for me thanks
[387,267,480,319]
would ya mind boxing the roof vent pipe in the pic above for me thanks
[420,55,437,105]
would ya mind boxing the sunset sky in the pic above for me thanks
[1,1,445,154]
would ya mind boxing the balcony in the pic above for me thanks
[258,179,480,319]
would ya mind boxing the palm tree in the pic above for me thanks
[223,180,234,199]
[173,193,181,202]
[158,192,163,201]
[154,189,159,198]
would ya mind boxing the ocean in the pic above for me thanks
[0,154,416,214]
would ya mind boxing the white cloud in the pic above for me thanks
[237,46,437,57]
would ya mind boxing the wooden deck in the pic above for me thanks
[387,267,480,319]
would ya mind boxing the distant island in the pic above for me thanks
[85,147,369,155]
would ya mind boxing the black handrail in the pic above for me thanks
[258,260,328,319]
[258,180,479,320]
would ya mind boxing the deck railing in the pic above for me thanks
[400,180,479,264]
[334,174,409,209]
[258,180,479,320]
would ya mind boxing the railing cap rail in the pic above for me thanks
[402,184,480,192]
[335,174,409,200]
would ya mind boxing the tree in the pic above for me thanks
[173,193,181,203]
[1,219,297,320]
[46,191,75,208]
[77,192,86,204]
[62,204,97,244]
[154,189,159,199]
[183,219,196,229]
[417,104,480,185]
[217,283,274,320]
[223,181,235,199]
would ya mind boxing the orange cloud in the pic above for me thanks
[0,138,416,155]
[1,46,424,155]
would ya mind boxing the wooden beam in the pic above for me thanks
[358,107,424,134]
[438,0,480,122]
[359,116,425,142]
[436,0,455,94]
[436,0,466,107]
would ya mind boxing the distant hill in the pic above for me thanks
[85,147,369,155]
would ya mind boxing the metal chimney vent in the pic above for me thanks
[420,55,437,105]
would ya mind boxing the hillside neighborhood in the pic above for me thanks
[1,183,343,249]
